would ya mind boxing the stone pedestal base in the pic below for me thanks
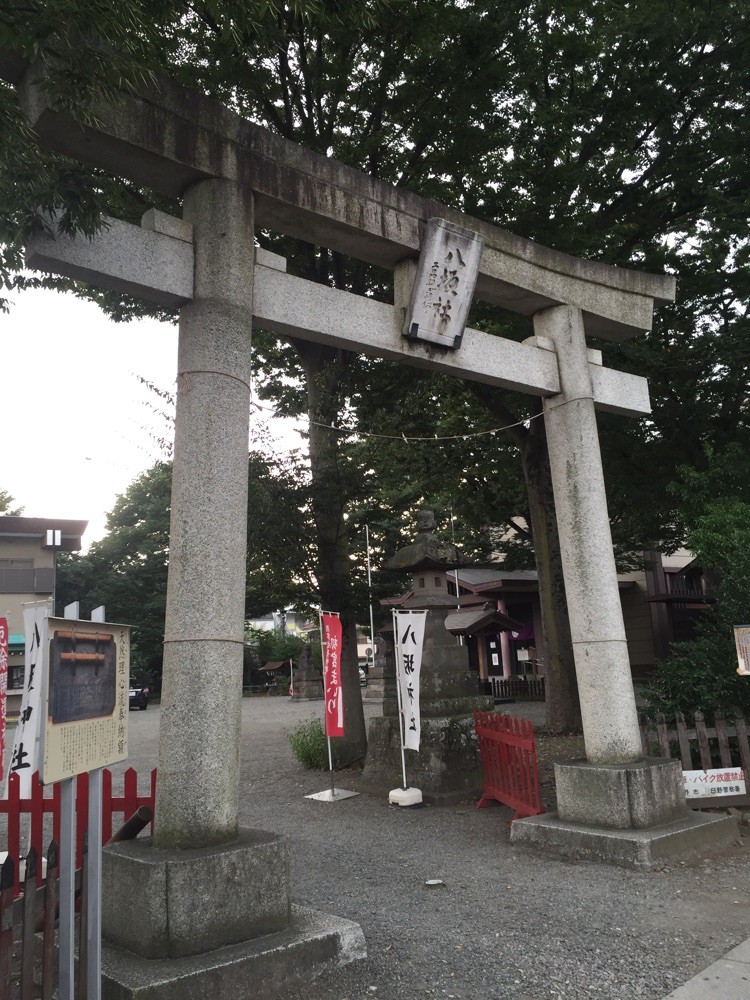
[102,905,366,1000]
[510,810,739,871]
[511,758,741,869]
[101,830,365,998]
[291,670,323,701]
[556,757,687,829]
[362,715,483,805]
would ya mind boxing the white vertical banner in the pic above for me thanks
[9,604,49,795]
[394,610,427,751]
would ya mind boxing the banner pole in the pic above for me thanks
[392,610,408,791]
[319,609,336,795]
[365,525,376,671]
[450,508,463,646]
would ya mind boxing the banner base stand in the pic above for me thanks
[389,786,423,807]
[305,788,360,802]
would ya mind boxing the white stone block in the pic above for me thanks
[141,208,193,243]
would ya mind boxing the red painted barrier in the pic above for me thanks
[472,711,543,821]
[1,768,156,897]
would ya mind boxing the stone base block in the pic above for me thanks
[101,904,367,1000]
[361,715,482,805]
[102,830,289,959]
[510,810,740,870]
[555,757,687,829]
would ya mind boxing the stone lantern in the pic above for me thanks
[362,511,496,804]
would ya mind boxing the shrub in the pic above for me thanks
[645,498,750,717]
[288,718,328,770]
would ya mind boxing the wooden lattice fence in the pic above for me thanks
[639,710,750,809]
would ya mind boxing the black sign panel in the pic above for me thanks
[49,628,116,724]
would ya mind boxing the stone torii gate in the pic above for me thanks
[2,54,737,996]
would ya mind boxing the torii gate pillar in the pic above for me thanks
[510,304,737,866]
[538,304,642,766]
[157,178,253,849]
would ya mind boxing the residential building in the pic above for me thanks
[382,549,709,685]
[0,516,87,715]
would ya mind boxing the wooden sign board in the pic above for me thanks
[403,218,484,350]
[41,617,130,784]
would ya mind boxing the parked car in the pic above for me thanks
[359,667,367,687]
[129,679,150,710]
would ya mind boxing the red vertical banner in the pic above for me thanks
[0,617,7,780]
[322,613,344,737]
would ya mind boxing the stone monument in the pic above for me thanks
[361,511,495,804]
[291,644,324,701]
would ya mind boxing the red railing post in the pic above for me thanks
[30,773,45,887]
[1,767,157,901]
[75,772,89,870]
[102,768,114,843]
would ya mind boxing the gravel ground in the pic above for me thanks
[113,698,750,1000]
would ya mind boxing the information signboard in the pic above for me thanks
[41,617,130,784]
[682,768,746,801]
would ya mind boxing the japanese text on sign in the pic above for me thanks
[9,604,47,795]
[41,618,130,784]
[682,768,747,799]
[734,625,750,676]
[403,218,484,350]
[322,612,344,738]
[393,610,427,752]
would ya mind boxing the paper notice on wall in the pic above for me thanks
[734,625,750,676]
[394,610,427,751]
[8,604,48,795]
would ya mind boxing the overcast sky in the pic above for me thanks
[3,287,302,547]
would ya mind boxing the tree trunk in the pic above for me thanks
[470,388,581,733]
[293,338,368,765]
[518,403,581,733]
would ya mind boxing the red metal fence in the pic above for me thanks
[473,711,544,820]
[1,768,156,897]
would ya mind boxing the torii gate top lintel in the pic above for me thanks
[2,56,675,342]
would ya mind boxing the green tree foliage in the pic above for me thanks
[57,450,313,684]
[0,489,22,514]
[56,462,172,681]
[645,496,750,717]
